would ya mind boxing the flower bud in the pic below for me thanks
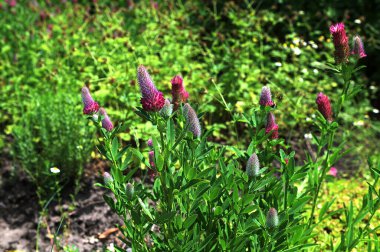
[103,172,113,186]
[330,23,350,64]
[351,35,367,59]
[265,112,279,139]
[266,208,279,228]
[171,75,189,110]
[147,138,153,148]
[316,92,333,122]
[137,65,165,112]
[183,103,201,138]
[99,108,114,131]
[81,86,99,114]
[126,183,134,199]
[246,153,260,177]
[159,99,173,118]
[259,86,274,107]
[329,167,338,177]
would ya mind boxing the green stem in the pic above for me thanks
[309,126,335,227]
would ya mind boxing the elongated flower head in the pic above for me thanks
[330,23,350,64]
[149,151,155,168]
[352,35,367,58]
[266,208,279,228]
[99,108,114,131]
[171,75,189,110]
[265,112,279,139]
[246,153,260,177]
[103,172,113,186]
[137,65,165,112]
[259,86,274,107]
[81,86,99,114]
[316,92,333,122]
[159,99,173,118]
[126,183,134,199]
[183,103,201,138]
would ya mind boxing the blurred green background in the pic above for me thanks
[0,0,379,194]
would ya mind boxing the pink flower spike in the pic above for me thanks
[137,65,165,112]
[316,92,333,122]
[99,108,114,132]
[330,23,350,64]
[183,103,201,138]
[329,167,338,177]
[81,86,99,114]
[265,112,279,139]
[259,86,274,107]
[149,151,155,168]
[352,35,367,59]
[171,75,189,110]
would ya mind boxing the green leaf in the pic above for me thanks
[289,196,312,214]
[179,179,209,193]
[281,244,318,252]
[156,211,176,224]
[103,194,115,210]
[319,198,336,222]
[214,206,223,216]
[138,197,153,221]
[111,137,119,159]
[167,118,175,148]
[183,214,198,229]
[196,233,215,252]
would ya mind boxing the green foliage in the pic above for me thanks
[12,92,94,198]
[87,54,379,250]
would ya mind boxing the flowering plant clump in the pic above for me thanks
[82,23,379,251]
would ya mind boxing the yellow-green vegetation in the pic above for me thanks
[312,178,380,251]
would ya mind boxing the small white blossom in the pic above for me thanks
[292,38,300,45]
[275,62,282,67]
[373,109,379,114]
[354,19,361,24]
[304,133,313,140]
[310,42,318,49]
[353,120,365,126]
[293,47,302,55]
[50,167,60,174]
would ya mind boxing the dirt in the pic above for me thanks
[0,158,126,252]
